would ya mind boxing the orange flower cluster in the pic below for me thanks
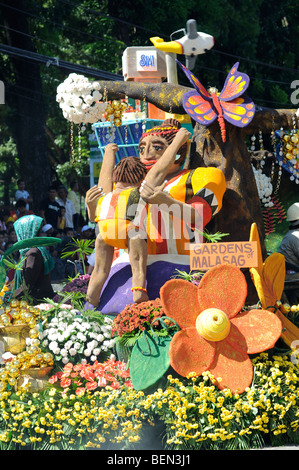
[49,359,132,395]
[111,299,165,338]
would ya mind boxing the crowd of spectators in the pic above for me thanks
[0,180,96,283]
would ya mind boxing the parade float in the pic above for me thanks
[1,30,299,451]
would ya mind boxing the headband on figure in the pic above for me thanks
[139,118,187,166]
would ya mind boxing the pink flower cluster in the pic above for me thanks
[49,359,132,396]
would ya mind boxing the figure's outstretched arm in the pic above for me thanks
[85,143,118,222]
[98,143,118,194]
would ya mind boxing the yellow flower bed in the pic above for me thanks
[147,353,299,449]
[0,353,299,450]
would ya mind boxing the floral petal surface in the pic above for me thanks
[262,253,285,309]
[169,327,216,377]
[225,322,248,353]
[160,279,200,328]
[229,309,282,354]
[209,341,253,393]
[197,264,247,318]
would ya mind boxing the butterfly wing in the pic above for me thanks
[218,62,250,101]
[221,95,255,127]
[177,60,212,100]
[183,90,217,126]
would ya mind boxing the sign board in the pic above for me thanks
[136,50,158,72]
[190,241,258,270]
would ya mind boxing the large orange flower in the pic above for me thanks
[160,264,282,393]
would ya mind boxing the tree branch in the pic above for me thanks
[96,81,298,134]
[96,80,188,114]
[243,107,298,135]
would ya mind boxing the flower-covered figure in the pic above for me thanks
[160,264,282,393]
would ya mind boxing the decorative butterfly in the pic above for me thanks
[177,60,255,142]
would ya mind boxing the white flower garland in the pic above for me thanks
[252,164,273,207]
[56,73,106,124]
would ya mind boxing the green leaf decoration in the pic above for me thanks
[2,237,61,259]
[130,330,172,391]
[129,316,180,391]
[0,237,62,292]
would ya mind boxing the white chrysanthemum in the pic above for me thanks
[77,333,87,342]
[103,339,115,348]
[84,349,92,357]
[87,340,98,350]
[64,340,73,350]
[62,357,69,364]
[69,348,77,356]
[49,340,58,351]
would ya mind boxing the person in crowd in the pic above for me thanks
[13,214,56,302]
[278,202,299,272]
[80,225,95,240]
[57,206,66,230]
[15,198,34,219]
[40,186,61,229]
[2,208,17,227]
[15,179,33,210]
[6,228,17,247]
[0,230,5,256]
[41,224,54,236]
[56,185,76,229]
[0,210,7,231]
[68,181,81,230]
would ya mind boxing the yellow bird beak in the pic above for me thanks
[150,36,183,54]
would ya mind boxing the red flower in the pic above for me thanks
[160,264,282,393]
[75,387,85,396]
[60,377,72,388]
[111,381,121,389]
[48,371,63,383]
[111,299,165,337]
[85,381,98,391]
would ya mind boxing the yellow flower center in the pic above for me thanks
[196,308,230,342]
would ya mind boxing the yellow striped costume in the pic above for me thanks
[95,167,226,254]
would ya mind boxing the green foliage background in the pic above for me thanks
[0,0,298,205]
